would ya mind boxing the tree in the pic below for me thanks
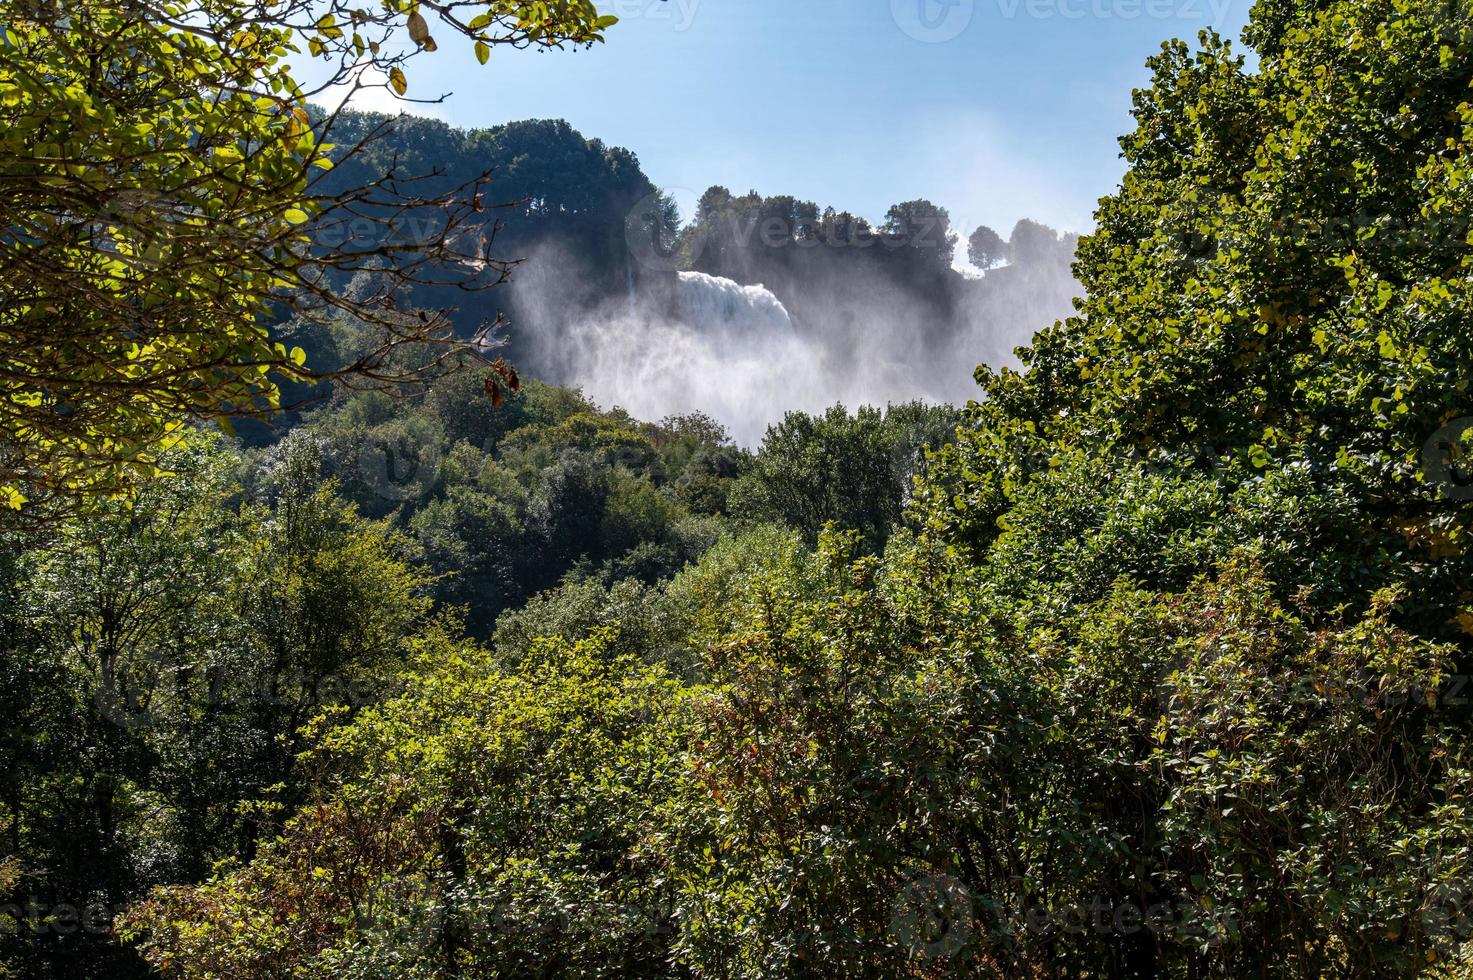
[122,631,696,979]
[813,206,868,245]
[3,441,243,979]
[731,402,958,552]
[0,431,442,976]
[0,0,617,522]
[881,199,955,267]
[920,0,1473,633]
[966,224,1007,270]
[238,432,432,757]
[1005,218,1063,267]
[87,2,1473,976]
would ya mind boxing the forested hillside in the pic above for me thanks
[288,112,1081,439]
[0,374,958,977]
[5,0,1473,977]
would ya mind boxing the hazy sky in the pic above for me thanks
[333,0,1253,238]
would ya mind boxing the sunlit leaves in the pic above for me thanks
[918,0,1473,571]
[0,3,327,517]
[0,0,619,523]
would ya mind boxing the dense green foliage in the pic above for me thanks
[0,435,431,977]
[728,403,958,552]
[0,373,949,976]
[9,0,1473,976]
[269,375,949,636]
[0,0,617,519]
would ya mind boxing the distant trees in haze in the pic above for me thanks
[966,219,1077,273]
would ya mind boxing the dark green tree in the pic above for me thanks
[967,224,1007,270]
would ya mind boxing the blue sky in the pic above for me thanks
[333,0,1253,240]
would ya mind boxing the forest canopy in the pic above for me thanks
[6,0,1473,977]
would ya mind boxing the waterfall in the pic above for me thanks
[675,271,796,342]
[553,272,822,446]
[511,229,1077,447]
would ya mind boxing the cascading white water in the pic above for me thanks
[675,271,796,341]
[519,247,1076,446]
[553,271,831,446]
